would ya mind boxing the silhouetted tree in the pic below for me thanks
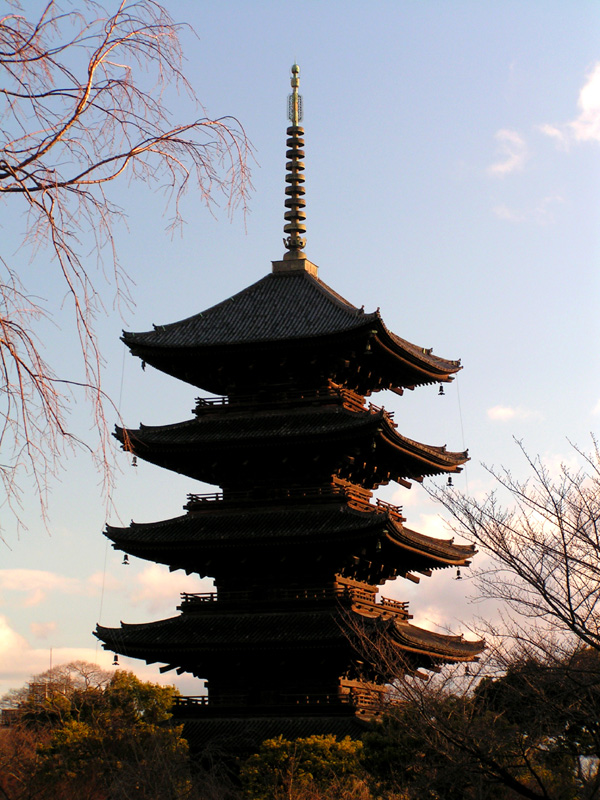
[0,0,250,528]
[0,665,191,800]
[354,441,600,799]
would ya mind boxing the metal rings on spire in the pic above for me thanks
[283,64,306,260]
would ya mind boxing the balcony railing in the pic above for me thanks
[193,384,367,413]
[184,484,347,510]
[172,688,400,718]
[183,485,404,521]
[192,385,396,426]
[177,587,411,620]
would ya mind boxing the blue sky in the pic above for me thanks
[1,1,599,697]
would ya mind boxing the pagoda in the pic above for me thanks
[96,65,483,750]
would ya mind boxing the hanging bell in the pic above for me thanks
[464,663,470,676]
[447,476,453,487]
[132,456,138,468]
[455,567,462,581]
[122,554,130,566]
[112,653,119,666]
[438,385,445,396]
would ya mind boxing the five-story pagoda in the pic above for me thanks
[96,65,483,749]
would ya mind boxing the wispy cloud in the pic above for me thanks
[492,204,526,223]
[131,564,213,613]
[488,129,528,176]
[571,63,600,142]
[538,123,568,149]
[88,572,121,591]
[0,570,82,607]
[487,405,541,422]
[30,621,57,640]
[0,614,178,697]
[540,62,600,147]
[492,194,563,225]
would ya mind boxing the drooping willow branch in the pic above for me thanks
[0,1,251,530]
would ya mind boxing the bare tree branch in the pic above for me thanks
[431,439,600,652]
[0,1,251,531]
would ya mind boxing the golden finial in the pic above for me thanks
[288,62,303,127]
[283,63,306,260]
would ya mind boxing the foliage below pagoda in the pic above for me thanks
[2,650,599,799]
[240,734,369,800]
[0,663,190,800]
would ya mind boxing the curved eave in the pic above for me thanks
[95,612,346,657]
[104,503,475,570]
[114,407,467,484]
[372,313,461,384]
[385,518,475,567]
[95,610,483,665]
[121,271,461,390]
[115,406,382,449]
[121,272,375,351]
[105,505,384,549]
[380,420,469,476]
[387,619,484,662]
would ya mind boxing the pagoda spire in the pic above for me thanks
[283,63,307,260]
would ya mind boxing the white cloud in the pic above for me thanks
[487,405,540,422]
[0,615,29,661]
[412,513,454,541]
[0,614,186,698]
[492,204,526,223]
[87,571,121,591]
[488,129,527,176]
[540,62,600,148]
[0,569,82,607]
[538,122,568,148]
[0,615,97,693]
[493,195,563,225]
[131,564,213,612]
[30,621,58,640]
[570,62,600,143]
[538,449,586,481]
[592,399,600,416]
[0,569,128,609]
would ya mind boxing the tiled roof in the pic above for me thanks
[107,504,383,544]
[395,524,475,565]
[97,610,345,650]
[116,405,468,480]
[96,608,483,661]
[124,272,376,347]
[118,404,383,446]
[105,503,475,566]
[122,271,460,376]
[386,619,484,659]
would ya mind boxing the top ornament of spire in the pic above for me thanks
[287,62,303,126]
[283,63,307,260]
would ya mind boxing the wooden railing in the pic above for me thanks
[184,484,348,510]
[193,384,366,412]
[183,485,403,520]
[192,385,396,426]
[172,693,351,711]
[172,689,401,715]
[374,497,405,520]
[178,587,411,619]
